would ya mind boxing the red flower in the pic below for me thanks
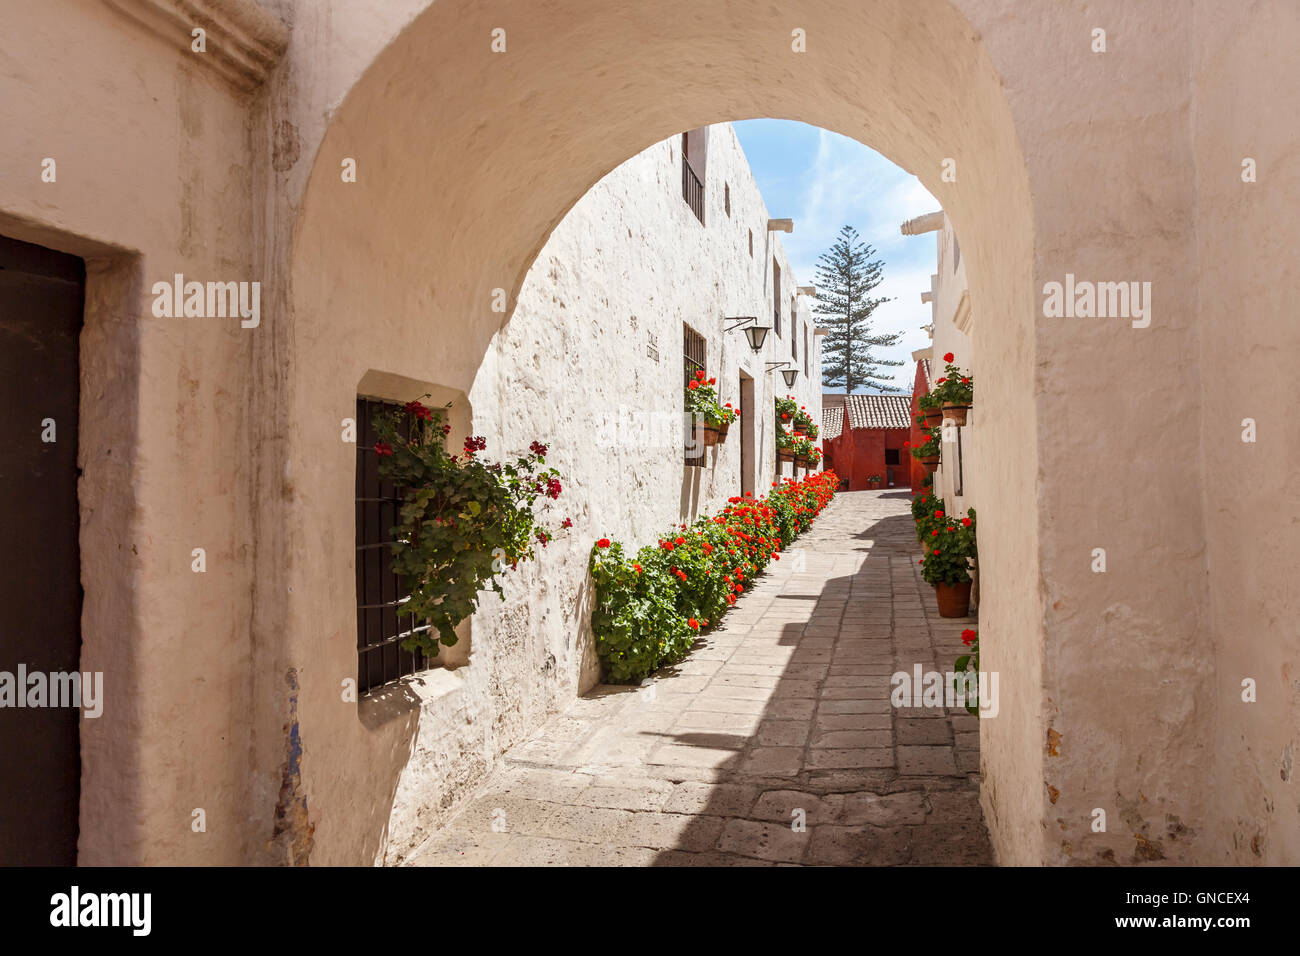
[903,441,911,448]
[734,584,744,593]
[695,369,706,381]
[596,538,611,548]
[633,563,642,573]
[546,477,562,499]
[688,618,700,629]
[373,441,393,456]
[463,435,487,454]
[961,628,977,646]
[674,536,685,545]
[935,510,944,519]
[403,400,433,421]
[961,517,972,527]
[687,381,700,391]
[936,377,947,385]
[931,529,939,537]
[943,352,955,363]
[529,440,549,456]
[933,549,940,555]
[961,377,970,384]
[708,377,716,385]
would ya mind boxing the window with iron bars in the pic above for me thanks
[355,396,433,694]
[683,324,707,467]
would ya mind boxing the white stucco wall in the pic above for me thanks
[927,215,975,516]
[377,125,820,859]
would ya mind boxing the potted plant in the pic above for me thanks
[792,435,814,468]
[685,370,736,446]
[908,426,942,473]
[867,474,882,488]
[806,447,822,469]
[920,508,977,617]
[918,390,944,427]
[776,428,795,463]
[792,406,818,440]
[933,352,973,426]
[775,395,799,429]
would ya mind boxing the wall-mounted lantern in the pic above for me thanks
[724,316,771,353]
[781,367,799,388]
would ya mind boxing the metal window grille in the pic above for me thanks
[684,325,707,467]
[355,397,433,694]
[681,135,705,224]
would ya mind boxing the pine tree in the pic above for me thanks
[814,225,903,393]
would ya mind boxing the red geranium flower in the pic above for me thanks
[961,628,977,646]
[961,517,972,527]
[936,377,947,385]
[688,381,699,391]
[933,549,940,555]
[633,563,642,573]
[903,441,910,448]
[596,538,611,548]
[373,441,393,456]
[943,352,954,363]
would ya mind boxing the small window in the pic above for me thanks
[683,324,707,467]
[772,260,781,336]
[885,448,901,466]
[356,397,432,694]
[724,183,731,217]
[681,131,705,225]
[791,302,798,359]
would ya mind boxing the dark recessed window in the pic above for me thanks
[681,131,705,225]
[748,229,753,257]
[885,448,901,466]
[683,324,707,467]
[724,183,731,217]
[355,397,433,694]
[772,260,782,337]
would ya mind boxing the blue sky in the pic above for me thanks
[733,119,939,394]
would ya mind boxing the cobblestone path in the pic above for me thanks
[408,489,994,866]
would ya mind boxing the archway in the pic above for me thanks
[281,0,1043,865]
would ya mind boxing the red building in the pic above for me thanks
[906,358,934,489]
[821,393,914,491]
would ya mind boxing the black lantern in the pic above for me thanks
[724,316,770,354]
[781,367,798,388]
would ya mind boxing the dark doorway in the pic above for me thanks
[0,234,85,865]
[739,372,754,497]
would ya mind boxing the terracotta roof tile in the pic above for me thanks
[844,394,913,430]
[821,406,844,440]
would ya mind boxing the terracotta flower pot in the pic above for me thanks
[777,449,795,463]
[923,406,944,426]
[942,403,969,426]
[934,579,972,617]
[716,421,730,442]
[794,455,809,468]
[703,426,721,447]
[921,455,940,474]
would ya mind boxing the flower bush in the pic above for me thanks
[775,395,799,427]
[792,435,816,460]
[589,472,838,682]
[791,405,818,439]
[776,429,796,454]
[684,369,738,429]
[932,351,974,407]
[919,506,978,586]
[373,399,568,651]
[955,628,980,716]
[909,424,942,460]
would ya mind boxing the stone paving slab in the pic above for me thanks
[407,489,993,866]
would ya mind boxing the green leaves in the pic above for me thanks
[373,400,567,654]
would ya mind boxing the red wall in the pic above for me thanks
[823,411,911,491]
[909,362,929,490]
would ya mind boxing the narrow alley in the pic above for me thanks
[407,489,993,866]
